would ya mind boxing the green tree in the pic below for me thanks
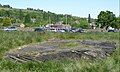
[24,14,31,23]
[0,4,2,7]
[11,18,16,24]
[2,17,11,26]
[5,10,11,17]
[0,18,3,26]
[97,11,116,29]
[0,9,6,17]
[71,19,89,29]
[19,9,24,22]
[111,17,120,29]
[88,14,91,23]
[116,17,120,29]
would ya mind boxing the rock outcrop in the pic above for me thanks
[6,39,116,62]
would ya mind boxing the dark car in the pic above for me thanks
[70,28,84,33]
[70,28,77,33]
[34,28,45,33]
[75,28,84,33]
[108,30,115,32]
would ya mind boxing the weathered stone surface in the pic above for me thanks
[5,39,116,62]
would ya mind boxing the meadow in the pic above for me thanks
[0,31,119,72]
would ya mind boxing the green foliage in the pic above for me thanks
[19,9,24,22]
[72,19,89,29]
[0,7,89,27]
[24,14,31,23]
[2,17,11,26]
[0,31,43,58]
[79,19,89,29]
[0,18,3,22]
[11,18,16,23]
[97,11,116,29]
[0,18,3,26]
[113,17,120,29]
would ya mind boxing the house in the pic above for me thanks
[20,23,25,28]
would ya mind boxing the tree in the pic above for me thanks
[71,19,89,29]
[19,9,24,22]
[88,14,91,23]
[0,4,2,7]
[6,10,11,17]
[2,17,11,26]
[111,17,120,29]
[97,11,116,29]
[27,8,33,10]
[3,5,11,8]
[0,18,3,26]
[116,17,120,29]
[11,18,16,24]
[0,9,6,17]
[24,14,31,23]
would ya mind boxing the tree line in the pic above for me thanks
[0,4,12,8]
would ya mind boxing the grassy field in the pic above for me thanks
[0,31,119,72]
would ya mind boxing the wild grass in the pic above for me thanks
[0,31,119,72]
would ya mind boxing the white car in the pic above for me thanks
[57,29,65,33]
[3,27,17,31]
[107,27,115,32]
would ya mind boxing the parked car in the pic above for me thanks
[70,28,77,33]
[70,28,84,33]
[107,27,115,32]
[34,28,45,33]
[57,29,66,33]
[108,29,115,32]
[75,28,84,33]
[48,29,66,33]
[3,26,17,31]
[49,29,57,32]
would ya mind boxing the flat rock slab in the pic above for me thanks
[5,39,116,62]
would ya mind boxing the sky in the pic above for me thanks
[0,0,119,18]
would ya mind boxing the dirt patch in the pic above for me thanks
[5,39,116,62]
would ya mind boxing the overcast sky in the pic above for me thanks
[0,0,119,18]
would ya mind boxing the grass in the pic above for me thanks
[0,31,119,72]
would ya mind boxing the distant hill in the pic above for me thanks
[0,4,89,28]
